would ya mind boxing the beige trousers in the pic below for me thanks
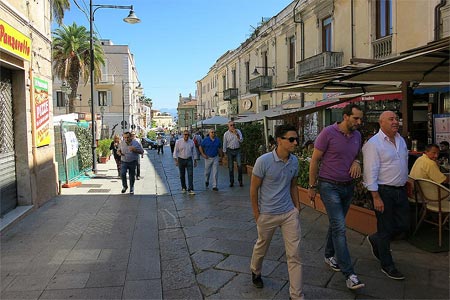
[250,208,304,300]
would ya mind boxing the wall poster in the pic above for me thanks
[34,77,50,147]
[433,114,450,144]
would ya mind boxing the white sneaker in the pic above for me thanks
[181,188,186,193]
[324,257,340,272]
[188,189,195,195]
[346,274,365,290]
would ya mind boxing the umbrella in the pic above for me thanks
[201,115,229,125]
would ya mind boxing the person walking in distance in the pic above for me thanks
[199,129,223,191]
[131,131,144,180]
[250,124,303,300]
[223,120,243,187]
[110,135,121,177]
[156,134,164,154]
[169,133,177,154]
[117,131,143,195]
[308,104,365,290]
[173,130,197,195]
[363,111,409,280]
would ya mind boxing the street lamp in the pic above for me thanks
[61,81,72,114]
[89,0,140,173]
[251,66,276,76]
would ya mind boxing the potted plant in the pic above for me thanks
[96,138,112,163]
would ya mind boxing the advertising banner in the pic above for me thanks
[0,19,31,61]
[34,77,51,147]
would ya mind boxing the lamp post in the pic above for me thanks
[89,0,140,173]
[251,66,276,76]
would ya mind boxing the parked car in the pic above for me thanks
[141,138,157,149]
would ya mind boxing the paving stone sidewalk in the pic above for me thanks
[1,145,448,299]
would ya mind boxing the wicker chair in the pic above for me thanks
[413,178,450,247]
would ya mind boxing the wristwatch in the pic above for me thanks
[309,185,317,189]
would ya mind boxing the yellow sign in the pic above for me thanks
[0,19,31,61]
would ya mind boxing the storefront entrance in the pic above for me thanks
[0,67,18,216]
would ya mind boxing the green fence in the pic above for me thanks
[54,121,93,183]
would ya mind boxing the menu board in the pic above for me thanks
[433,114,450,144]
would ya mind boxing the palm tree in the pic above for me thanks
[51,0,70,25]
[52,23,105,113]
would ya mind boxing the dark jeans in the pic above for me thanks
[158,145,164,154]
[319,180,355,277]
[370,185,409,268]
[178,157,193,190]
[170,142,175,154]
[226,148,242,184]
[136,161,140,177]
[121,160,137,189]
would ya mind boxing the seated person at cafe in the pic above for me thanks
[438,141,450,161]
[410,143,448,186]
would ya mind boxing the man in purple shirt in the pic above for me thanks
[308,104,364,290]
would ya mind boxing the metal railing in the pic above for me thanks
[372,35,392,59]
[249,76,273,93]
[297,51,343,77]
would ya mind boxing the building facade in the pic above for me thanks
[53,39,149,138]
[0,0,58,218]
[196,0,449,142]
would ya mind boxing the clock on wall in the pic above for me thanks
[243,99,253,110]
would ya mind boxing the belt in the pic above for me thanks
[318,177,354,186]
[379,184,406,189]
[227,147,240,150]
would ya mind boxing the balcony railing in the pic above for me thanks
[98,74,115,85]
[223,88,238,101]
[297,51,343,77]
[249,76,273,93]
[372,35,392,59]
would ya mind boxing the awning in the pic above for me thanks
[235,93,364,123]
[339,37,450,84]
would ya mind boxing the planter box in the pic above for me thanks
[298,186,377,235]
[99,156,109,164]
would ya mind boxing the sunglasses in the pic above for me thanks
[184,134,189,136]
[229,124,235,127]
[280,136,299,143]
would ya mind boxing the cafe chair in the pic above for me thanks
[407,175,422,229]
[413,178,450,247]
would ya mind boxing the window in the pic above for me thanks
[289,36,295,69]
[222,75,226,91]
[231,69,236,88]
[98,91,107,106]
[56,91,65,107]
[376,0,392,38]
[245,61,250,84]
[262,51,268,76]
[322,16,332,52]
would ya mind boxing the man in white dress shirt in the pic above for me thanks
[362,111,409,281]
[223,120,243,187]
[173,130,197,195]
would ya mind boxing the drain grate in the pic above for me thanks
[80,184,102,188]
[87,189,111,193]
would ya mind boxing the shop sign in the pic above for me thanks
[34,77,50,147]
[0,19,31,61]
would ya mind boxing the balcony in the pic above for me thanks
[249,76,273,94]
[97,74,115,86]
[297,51,343,77]
[372,35,392,59]
[223,88,238,101]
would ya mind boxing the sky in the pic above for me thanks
[57,0,294,113]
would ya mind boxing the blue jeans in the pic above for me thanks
[178,157,194,190]
[226,148,242,184]
[319,180,355,277]
[370,185,409,268]
[121,160,137,189]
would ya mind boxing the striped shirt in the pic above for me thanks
[223,129,243,152]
